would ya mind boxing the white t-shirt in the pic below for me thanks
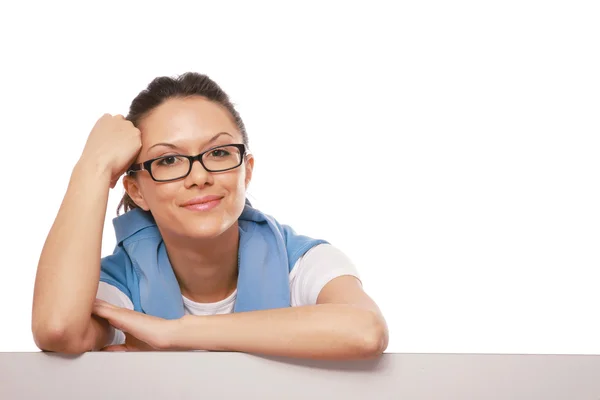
[96,243,360,346]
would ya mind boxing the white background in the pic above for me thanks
[0,1,598,354]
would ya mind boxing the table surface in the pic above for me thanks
[1,352,599,399]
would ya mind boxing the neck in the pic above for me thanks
[161,221,240,304]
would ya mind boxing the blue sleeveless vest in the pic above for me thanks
[99,199,328,319]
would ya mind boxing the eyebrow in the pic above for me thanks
[147,132,234,154]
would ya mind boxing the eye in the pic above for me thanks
[157,155,184,166]
[210,149,231,157]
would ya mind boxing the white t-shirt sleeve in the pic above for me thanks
[96,282,134,346]
[289,243,361,307]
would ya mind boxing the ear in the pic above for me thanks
[244,154,254,189]
[123,174,150,211]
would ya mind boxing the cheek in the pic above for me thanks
[220,170,247,192]
[221,174,248,210]
[142,181,179,205]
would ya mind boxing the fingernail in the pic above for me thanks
[95,300,114,308]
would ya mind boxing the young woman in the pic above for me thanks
[32,72,388,359]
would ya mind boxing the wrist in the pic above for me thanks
[168,315,202,351]
[73,156,112,183]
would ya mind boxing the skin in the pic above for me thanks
[103,95,389,358]
[123,96,253,303]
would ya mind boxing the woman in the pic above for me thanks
[32,72,388,359]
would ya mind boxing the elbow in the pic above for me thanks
[32,322,90,354]
[357,313,389,358]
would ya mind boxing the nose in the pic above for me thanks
[184,157,213,188]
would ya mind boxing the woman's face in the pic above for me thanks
[124,96,253,240]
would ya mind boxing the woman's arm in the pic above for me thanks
[171,276,388,360]
[32,159,113,353]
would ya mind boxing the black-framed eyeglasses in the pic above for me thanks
[126,144,248,182]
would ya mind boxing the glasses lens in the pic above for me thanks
[203,145,242,172]
[151,155,191,181]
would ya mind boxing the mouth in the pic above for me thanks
[181,197,223,212]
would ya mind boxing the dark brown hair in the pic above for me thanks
[117,72,249,216]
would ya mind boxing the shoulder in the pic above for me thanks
[292,243,359,274]
[290,243,361,306]
[99,248,134,301]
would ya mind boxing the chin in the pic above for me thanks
[175,225,221,240]
[180,210,233,238]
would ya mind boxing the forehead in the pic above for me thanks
[138,96,241,147]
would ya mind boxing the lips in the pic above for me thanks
[181,195,224,207]
[182,198,222,212]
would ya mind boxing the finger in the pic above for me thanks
[94,299,116,308]
[92,301,153,338]
[101,345,129,352]
[93,302,166,348]
[92,301,129,331]
[93,299,117,314]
